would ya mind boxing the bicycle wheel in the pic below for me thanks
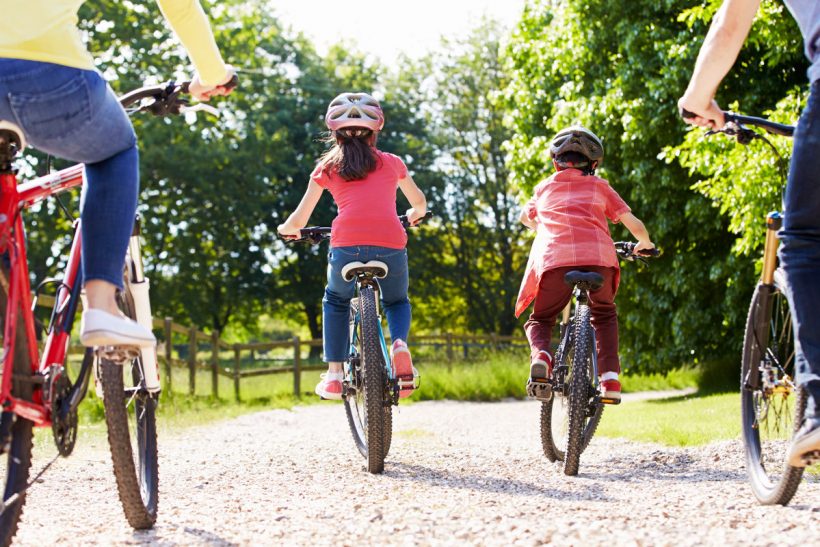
[542,316,603,464]
[562,305,599,476]
[359,285,387,474]
[99,262,158,528]
[0,272,35,547]
[741,278,805,505]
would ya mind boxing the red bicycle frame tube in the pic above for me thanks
[0,165,85,426]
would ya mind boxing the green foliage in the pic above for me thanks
[504,0,805,372]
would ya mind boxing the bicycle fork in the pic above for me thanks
[127,218,160,393]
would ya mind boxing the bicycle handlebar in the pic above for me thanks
[680,108,795,138]
[284,212,433,244]
[615,241,660,264]
[119,74,239,115]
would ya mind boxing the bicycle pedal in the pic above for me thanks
[600,396,621,405]
[526,379,553,402]
[97,345,140,363]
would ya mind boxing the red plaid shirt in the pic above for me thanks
[515,169,631,317]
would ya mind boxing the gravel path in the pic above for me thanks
[12,398,819,546]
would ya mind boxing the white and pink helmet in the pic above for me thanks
[325,92,385,132]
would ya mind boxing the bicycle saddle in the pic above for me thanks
[341,260,389,282]
[564,271,604,290]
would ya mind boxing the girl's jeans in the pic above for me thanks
[780,78,820,421]
[323,246,411,362]
[0,59,139,289]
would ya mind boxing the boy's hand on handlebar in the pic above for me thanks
[189,65,238,102]
[677,95,725,129]
[634,240,656,256]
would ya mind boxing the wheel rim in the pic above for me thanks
[744,288,798,489]
[124,357,158,512]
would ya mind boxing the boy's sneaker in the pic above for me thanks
[527,350,553,401]
[600,372,621,404]
[787,416,820,467]
[315,372,343,400]
[392,339,418,398]
[529,350,553,382]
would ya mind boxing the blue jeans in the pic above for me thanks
[0,59,139,289]
[779,79,820,420]
[323,246,411,362]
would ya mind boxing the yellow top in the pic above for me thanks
[0,0,229,86]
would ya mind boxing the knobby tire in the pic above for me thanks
[741,280,805,505]
[0,273,34,547]
[563,305,593,476]
[99,263,159,528]
[360,285,386,474]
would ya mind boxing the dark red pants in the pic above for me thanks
[524,266,620,375]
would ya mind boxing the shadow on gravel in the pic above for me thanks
[386,462,613,502]
[588,452,746,483]
[133,527,238,547]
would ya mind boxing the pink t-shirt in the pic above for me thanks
[514,168,631,317]
[311,150,409,249]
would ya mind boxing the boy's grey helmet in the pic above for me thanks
[549,126,604,162]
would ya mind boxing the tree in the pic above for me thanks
[504,0,804,372]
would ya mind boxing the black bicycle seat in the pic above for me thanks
[564,271,604,290]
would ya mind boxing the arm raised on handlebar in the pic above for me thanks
[283,212,434,244]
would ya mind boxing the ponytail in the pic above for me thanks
[316,128,378,182]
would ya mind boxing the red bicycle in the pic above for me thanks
[0,80,221,544]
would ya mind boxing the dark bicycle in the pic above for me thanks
[287,213,428,474]
[688,110,819,505]
[534,242,658,476]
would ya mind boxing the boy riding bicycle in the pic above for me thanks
[516,126,655,403]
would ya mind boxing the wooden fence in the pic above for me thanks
[38,295,527,402]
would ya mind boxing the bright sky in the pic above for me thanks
[270,0,527,66]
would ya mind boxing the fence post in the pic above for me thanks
[164,317,173,392]
[293,336,302,398]
[188,326,197,396]
[490,332,498,351]
[211,330,220,399]
[462,334,468,359]
[445,332,454,369]
[233,345,241,402]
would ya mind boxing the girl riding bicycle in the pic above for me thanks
[278,92,427,400]
[516,126,655,403]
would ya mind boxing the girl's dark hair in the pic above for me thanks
[555,151,596,175]
[316,128,379,182]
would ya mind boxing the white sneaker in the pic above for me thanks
[80,309,156,348]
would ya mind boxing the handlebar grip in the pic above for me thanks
[636,248,661,257]
[220,74,239,91]
[680,108,697,120]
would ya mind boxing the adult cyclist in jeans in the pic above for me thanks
[0,1,235,349]
[678,0,820,466]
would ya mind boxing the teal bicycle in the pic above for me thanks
[289,213,427,473]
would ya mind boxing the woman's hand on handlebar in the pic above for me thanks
[677,94,725,130]
[189,65,238,102]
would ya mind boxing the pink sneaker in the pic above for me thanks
[391,339,418,398]
[315,372,343,400]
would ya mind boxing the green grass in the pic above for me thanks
[597,392,740,446]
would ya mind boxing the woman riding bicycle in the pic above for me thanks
[278,92,427,400]
[0,0,236,349]
[516,126,655,403]
[679,0,820,466]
